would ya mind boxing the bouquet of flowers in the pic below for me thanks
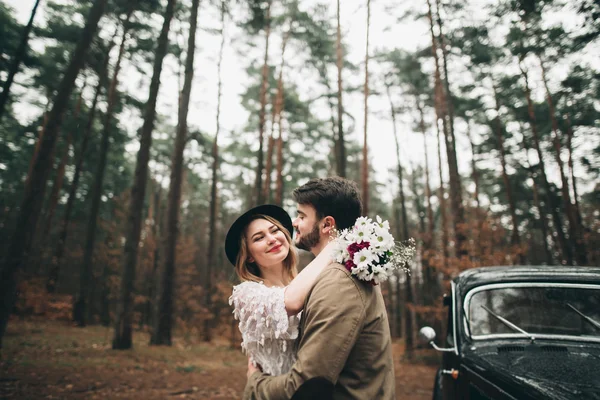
[332,216,416,285]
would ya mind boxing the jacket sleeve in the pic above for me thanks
[243,267,366,400]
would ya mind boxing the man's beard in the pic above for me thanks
[295,223,320,251]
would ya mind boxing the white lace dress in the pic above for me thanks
[229,281,301,376]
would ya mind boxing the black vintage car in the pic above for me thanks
[419,266,600,400]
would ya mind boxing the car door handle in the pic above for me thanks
[441,369,460,379]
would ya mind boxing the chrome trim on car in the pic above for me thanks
[462,282,600,343]
[451,280,459,355]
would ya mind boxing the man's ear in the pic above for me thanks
[321,216,336,235]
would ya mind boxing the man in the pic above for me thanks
[244,176,396,399]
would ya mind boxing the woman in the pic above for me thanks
[226,204,333,376]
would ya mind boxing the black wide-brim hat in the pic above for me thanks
[224,204,293,266]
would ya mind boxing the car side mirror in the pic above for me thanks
[419,326,436,344]
[419,326,456,353]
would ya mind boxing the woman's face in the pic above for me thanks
[245,218,290,269]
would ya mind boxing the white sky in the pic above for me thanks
[5,0,597,206]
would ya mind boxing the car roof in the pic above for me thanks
[455,265,600,297]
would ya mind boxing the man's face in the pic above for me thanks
[292,203,321,252]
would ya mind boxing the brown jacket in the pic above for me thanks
[243,262,395,400]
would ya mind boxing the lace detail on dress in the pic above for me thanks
[229,281,301,376]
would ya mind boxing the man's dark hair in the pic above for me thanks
[292,177,363,230]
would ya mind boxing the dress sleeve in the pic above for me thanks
[229,281,298,346]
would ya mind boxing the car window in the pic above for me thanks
[465,284,600,340]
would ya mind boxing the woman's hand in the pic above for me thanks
[247,357,262,379]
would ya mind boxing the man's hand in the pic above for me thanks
[247,358,261,379]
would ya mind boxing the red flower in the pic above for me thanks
[344,260,355,271]
[347,241,370,257]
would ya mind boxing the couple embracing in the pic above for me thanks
[226,177,395,399]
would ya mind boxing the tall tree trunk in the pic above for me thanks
[519,61,573,265]
[387,84,413,359]
[0,0,107,347]
[491,81,522,261]
[565,115,581,222]
[143,184,162,328]
[429,0,466,257]
[40,131,72,246]
[262,95,276,203]
[77,12,131,327]
[335,0,346,177]
[274,27,291,207]
[538,57,587,265]
[521,133,553,265]
[466,121,483,261]
[415,99,439,305]
[40,83,87,247]
[320,68,338,174]
[113,0,176,350]
[395,271,403,338]
[24,112,49,193]
[361,0,371,215]
[204,2,226,342]
[436,121,449,263]
[151,0,199,346]
[46,37,115,293]
[416,101,434,248]
[0,0,43,121]
[564,114,585,253]
[274,116,284,206]
[253,0,272,206]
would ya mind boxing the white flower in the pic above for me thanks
[353,265,373,281]
[376,215,390,230]
[372,226,395,250]
[353,248,378,269]
[371,264,388,285]
[353,224,375,243]
[355,216,372,228]
[332,239,350,264]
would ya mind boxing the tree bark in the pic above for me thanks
[565,115,581,221]
[521,132,553,265]
[39,130,72,247]
[0,0,43,121]
[491,80,523,261]
[361,0,371,215]
[77,11,131,327]
[428,0,466,257]
[415,99,439,304]
[466,121,483,261]
[46,36,116,293]
[151,0,199,346]
[519,61,573,265]
[204,1,226,341]
[538,57,587,265]
[416,101,434,247]
[113,0,175,350]
[386,84,413,359]
[40,84,87,248]
[262,95,276,203]
[335,0,346,177]
[0,0,107,347]
[436,121,449,263]
[274,27,291,207]
[395,272,403,338]
[253,0,272,206]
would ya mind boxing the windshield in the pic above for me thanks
[465,284,600,341]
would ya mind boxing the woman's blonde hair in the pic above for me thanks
[234,215,298,284]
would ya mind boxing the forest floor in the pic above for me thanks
[1,318,437,399]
